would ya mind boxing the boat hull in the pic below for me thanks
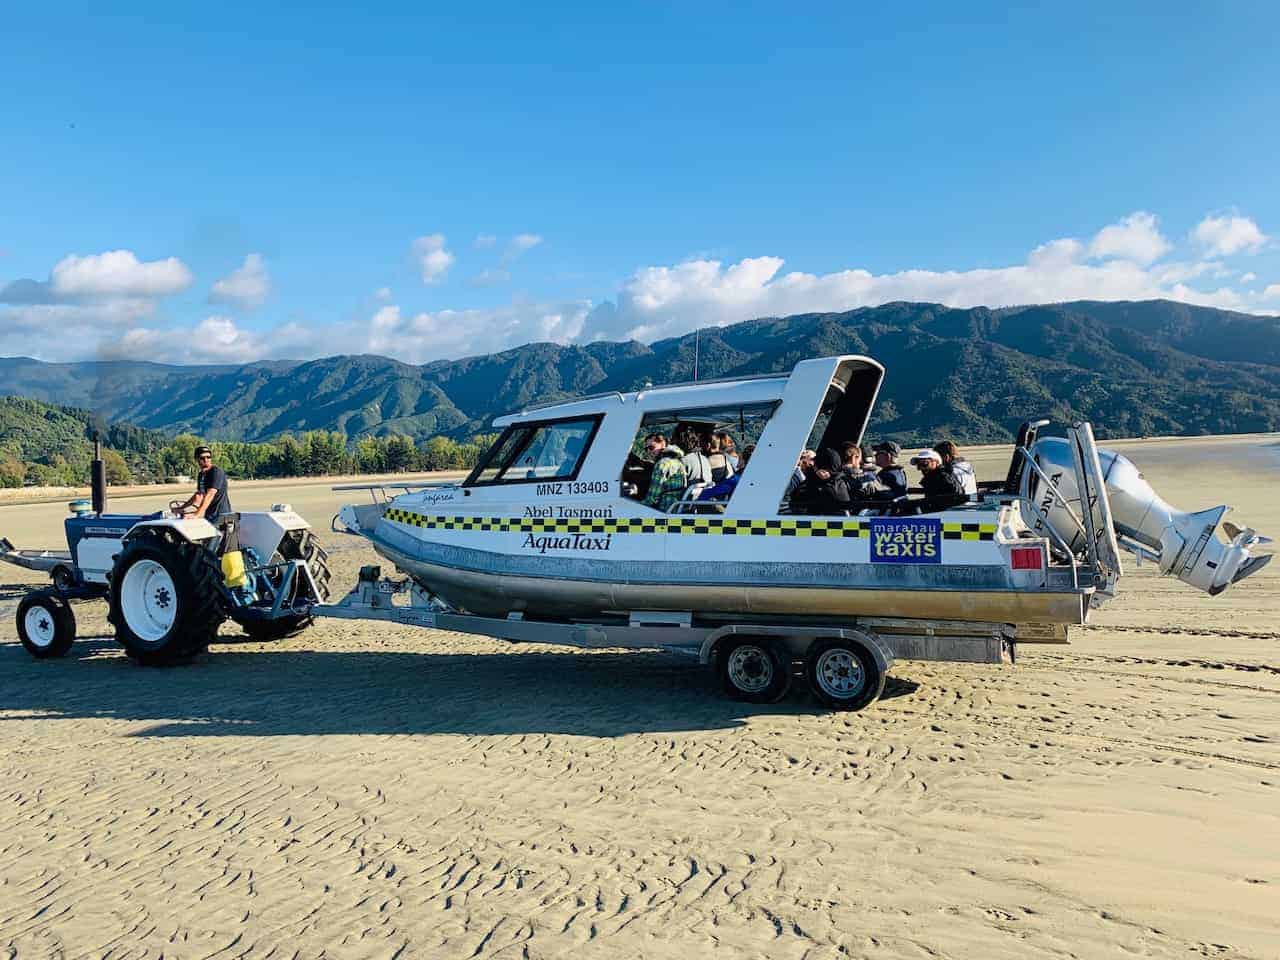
[370,537,1091,626]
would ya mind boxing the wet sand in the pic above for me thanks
[1,436,1277,958]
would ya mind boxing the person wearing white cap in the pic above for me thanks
[910,447,965,508]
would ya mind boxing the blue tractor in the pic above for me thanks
[3,440,330,664]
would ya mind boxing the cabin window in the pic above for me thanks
[621,402,777,512]
[465,415,601,486]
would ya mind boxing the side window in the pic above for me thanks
[620,402,776,511]
[466,417,599,486]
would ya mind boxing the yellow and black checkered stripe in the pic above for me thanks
[941,522,997,541]
[383,508,872,538]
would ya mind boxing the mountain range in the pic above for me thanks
[3,299,1279,445]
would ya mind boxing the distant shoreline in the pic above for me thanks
[0,470,470,508]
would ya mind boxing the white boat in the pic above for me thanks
[336,355,1271,636]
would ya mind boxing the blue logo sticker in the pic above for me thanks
[869,518,942,564]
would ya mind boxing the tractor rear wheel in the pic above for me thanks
[17,591,76,659]
[108,530,226,665]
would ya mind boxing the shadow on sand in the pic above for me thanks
[0,635,920,739]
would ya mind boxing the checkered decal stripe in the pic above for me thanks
[941,522,997,541]
[382,509,877,538]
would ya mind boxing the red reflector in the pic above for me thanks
[1011,547,1043,570]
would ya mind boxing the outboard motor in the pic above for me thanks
[1022,437,1271,596]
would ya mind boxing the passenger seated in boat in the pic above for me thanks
[678,426,713,488]
[790,448,856,515]
[910,448,966,510]
[786,449,816,499]
[838,445,889,502]
[707,433,735,483]
[935,440,977,497]
[714,430,740,470]
[642,433,689,512]
[699,443,753,502]
[873,441,909,499]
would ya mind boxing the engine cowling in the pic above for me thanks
[1022,437,1271,596]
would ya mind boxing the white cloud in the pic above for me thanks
[498,233,545,267]
[470,268,511,288]
[50,249,192,298]
[1087,212,1171,265]
[1192,214,1268,256]
[584,240,1257,343]
[103,315,269,364]
[412,234,455,285]
[14,211,1280,366]
[1241,272,1257,284]
[208,253,270,310]
[360,300,589,364]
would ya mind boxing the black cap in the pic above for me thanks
[194,445,213,459]
[873,441,901,457]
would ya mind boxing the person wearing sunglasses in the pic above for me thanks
[173,444,233,520]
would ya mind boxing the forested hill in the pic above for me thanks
[3,299,1279,445]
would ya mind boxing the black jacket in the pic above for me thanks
[790,473,853,514]
[921,466,966,507]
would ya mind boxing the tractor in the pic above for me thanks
[4,439,330,664]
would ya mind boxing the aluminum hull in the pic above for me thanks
[367,529,1091,626]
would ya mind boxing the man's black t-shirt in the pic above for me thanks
[197,466,232,519]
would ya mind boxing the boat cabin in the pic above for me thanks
[462,355,978,517]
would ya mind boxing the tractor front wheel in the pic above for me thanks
[108,531,226,665]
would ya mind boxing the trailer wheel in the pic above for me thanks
[718,638,792,703]
[17,591,76,659]
[108,531,225,665]
[805,638,885,711]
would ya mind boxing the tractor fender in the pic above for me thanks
[124,518,220,544]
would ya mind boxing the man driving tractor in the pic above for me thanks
[172,445,233,520]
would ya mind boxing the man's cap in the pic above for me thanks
[194,445,213,458]
[910,449,942,464]
[873,441,901,457]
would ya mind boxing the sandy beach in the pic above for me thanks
[1,436,1277,958]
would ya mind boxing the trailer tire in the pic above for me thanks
[805,637,885,711]
[108,531,225,665]
[718,638,792,703]
[17,591,76,659]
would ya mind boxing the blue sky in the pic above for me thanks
[2,1,1277,364]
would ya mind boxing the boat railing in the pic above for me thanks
[331,480,462,504]
[1010,422,1122,596]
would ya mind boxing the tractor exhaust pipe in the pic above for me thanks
[91,432,107,516]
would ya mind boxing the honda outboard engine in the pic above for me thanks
[1022,437,1271,596]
